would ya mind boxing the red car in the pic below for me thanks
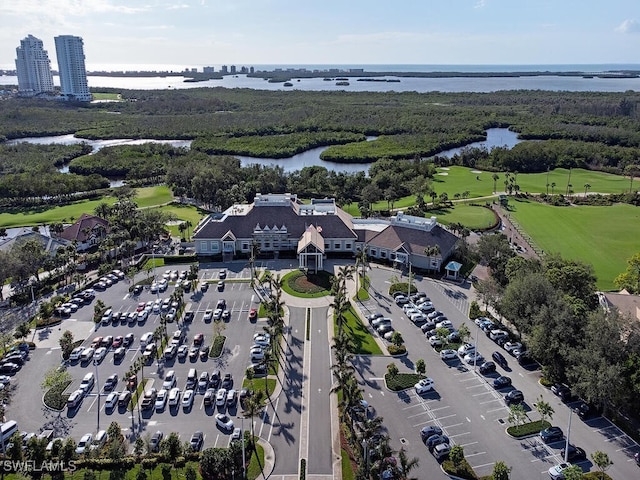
[193,333,204,346]
[136,302,146,312]
[112,336,123,348]
[248,308,258,321]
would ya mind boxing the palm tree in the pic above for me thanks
[551,182,556,194]
[584,183,591,196]
[397,447,420,480]
[177,222,187,240]
[429,191,437,205]
[492,173,499,193]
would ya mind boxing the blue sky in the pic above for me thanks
[1,0,639,70]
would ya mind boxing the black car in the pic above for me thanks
[575,400,600,419]
[189,431,204,451]
[479,361,496,374]
[561,444,586,461]
[551,384,572,402]
[491,351,508,368]
[0,363,19,374]
[505,389,524,406]
[420,425,443,442]
[540,426,564,443]
[104,374,119,391]
[221,373,233,390]
[493,376,512,389]
[133,285,143,295]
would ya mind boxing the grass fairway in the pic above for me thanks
[91,92,121,101]
[0,197,118,228]
[155,204,206,237]
[509,199,640,291]
[0,185,173,228]
[430,204,498,230]
[135,185,173,207]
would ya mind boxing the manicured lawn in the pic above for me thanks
[135,185,173,207]
[509,199,640,291]
[243,377,277,395]
[335,305,383,355]
[282,270,333,298]
[0,196,117,228]
[0,185,172,228]
[384,373,424,391]
[92,92,122,101]
[342,166,631,216]
[429,204,498,230]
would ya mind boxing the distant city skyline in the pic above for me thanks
[0,0,639,71]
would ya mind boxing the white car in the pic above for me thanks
[203,309,213,321]
[168,387,181,406]
[69,346,84,361]
[216,388,227,406]
[93,347,107,363]
[105,392,118,409]
[253,335,270,347]
[213,308,223,320]
[457,343,476,356]
[166,308,177,322]
[215,413,234,431]
[75,433,93,454]
[548,462,571,480]
[162,371,176,390]
[428,335,444,347]
[414,378,435,394]
[504,341,523,353]
[182,389,194,408]
[436,319,453,330]
[0,376,10,386]
[155,389,168,410]
[440,349,457,360]
[490,329,509,341]
[250,347,265,361]
[464,352,485,364]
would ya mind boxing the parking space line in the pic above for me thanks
[450,433,472,440]
[407,411,432,419]
[433,413,457,421]
[441,422,463,429]
[472,391,495,398]
[429,406,450,413]
[463,451,486,458]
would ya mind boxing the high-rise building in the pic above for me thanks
[15,35,55,96]
[54,35,92,101]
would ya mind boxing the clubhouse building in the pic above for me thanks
[192,193,458,272]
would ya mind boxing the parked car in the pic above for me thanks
[190,431,204,451]
[575,400,600,419]
[420,425,442,441]
[215,413,234,431]
[505,389,524,406]
[540,426,564,443]
[414,378,435,394]
[491,351,508,368]
[69,347,84,362]
[149,431,163,452]
[428,335,444,347]
[440,349,457,360]
[168,387,181,407]
[113,347,126,361]
[182,389,195,409]
[551,383,572,402]
[104,374,118,391]
[105,392,118,410]
[503,341,522,354]
[216,388,227,406]
[457,343,475,356]
[479,361,496,374]
[75,433,93,455]
[463,352,484,365]
[548,462,571,480]
[489,329,509,341]
[426,434,449,452]
[204,388,216,406]
[561,444,586,461]
[248,308,258,320]
[432,442,451,460]
[118,390,131,407]
[492,376,512,389]
[162,371,176,390]
[155,389,168,410]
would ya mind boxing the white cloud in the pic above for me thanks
[166,4,190,10]
[615,19,640,34]
[0,0,146,17]
[474,0,486,9]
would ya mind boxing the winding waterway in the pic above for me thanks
[5,128,521,176]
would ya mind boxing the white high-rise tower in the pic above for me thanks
[54,35,92,102]
[15,35,55,96]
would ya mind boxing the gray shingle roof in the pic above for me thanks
[194,204,357,240]
[367,224,458,256]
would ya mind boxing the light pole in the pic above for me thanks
[94,359,100,432]
[241,417,246,479]
[564,407,573,462]
[473,320,480,372]
[362,438,369,475]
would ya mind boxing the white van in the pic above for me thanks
[101,309,113,325]
[140,332,154,348]
[79,372,95,394]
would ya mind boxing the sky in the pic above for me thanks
[1,0,639,71]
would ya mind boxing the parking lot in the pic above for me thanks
[353,266,640,479]
[7,264,268,451]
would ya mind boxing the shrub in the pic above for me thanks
[384,372,423,391]
[387,344,406,355]
[388,282,417,296]
[43,380,72,410]
[539,377,554,387]
[209,335,226,357]
[507,419,551,438]
[442,458,479,480]
[469,301,482,319]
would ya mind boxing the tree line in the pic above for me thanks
[474,234,640,417]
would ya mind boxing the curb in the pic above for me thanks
[256,436,275,479]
